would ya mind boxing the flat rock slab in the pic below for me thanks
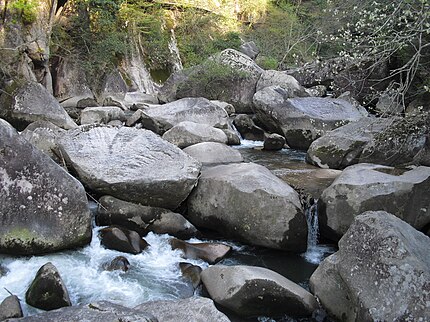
[0,119,92,255]
[319,163,430,240]
[187,162,306,251]
[9,301,156,321]
[144,97,229,134]
[134,297,230,322]
[183,142,243,165]
[201,265,318,317]
[310,211,430,321]
[58,126,201,209]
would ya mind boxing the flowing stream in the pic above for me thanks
[0,140,336,320]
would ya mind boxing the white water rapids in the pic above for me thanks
[0,227,208,315]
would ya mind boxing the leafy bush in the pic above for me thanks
[9,0,38,24]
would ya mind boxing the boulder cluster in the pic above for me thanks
[0,47,429,321]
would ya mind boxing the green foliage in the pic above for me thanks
[9,0,38,24]
[256,55,278,69]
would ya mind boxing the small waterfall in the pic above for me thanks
[302,199,324,264]
[306,199,319,248]
[168,29,183,72]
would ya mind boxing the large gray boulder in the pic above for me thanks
[256,70,308,97]
[134,297,230,322]
[307,116,428,169]
[162,121,228,148]
[183,142,243,165]
[80,106,126,125]
[58,126,201,209]
[9,301,156,321]
[143,98,229,135]
[96,196,197,238]
[310,211,430,321]
[99,226,149,254]
[170,238,231,264]
[0,82,77,131]
[233,114,265,141]
[25,262,71,311]
[319,163,430,240]
[0,119,92,255]
[21,120,66,162]
[201,265,318,317]
[187,163,306,251]
[158,49,263,113]
[253,86,364,150]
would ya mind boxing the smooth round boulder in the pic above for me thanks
[99,226,149,254]
[170,238,231,264]
[0,119,92,255]
[263,133,286,151]
[256,70,308,97]
[162,121,228,148]
[233,114,265,141]
[149,212,198,239]
[310,211,430,321]
[0,82,77,130]
[102,256,130,272]
[58,126,201,210]
[187,163,306,251]
[134,297,230,322]
[179,262,202,289]
[201,265,318,317]
[253,86,364,150]
[25,262,71,311]
[319,163,430,241]
[0,295,23,320]
[183,142,243,165]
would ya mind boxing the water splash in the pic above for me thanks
[0,228,207,316]
[168,29,183,72]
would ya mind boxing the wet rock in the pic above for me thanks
[162,121,228,148]
[256,70,308,97]
[0,295,23,320]
[0,263,9,277]
[99,226,149,254]
[96,195,198,239]
[263,133,286,151]
[25,262,71,311]
[80,106,125,125]
[233,114,265,141]
[170,238,231,264]
[319,163,430,241]
[20,120,66,162]
[306,117,393,169]
[159,49,263,113]
[58,126,201,209]
[179,262,202,288]
[0,119,92,255]
[253,86,364,150]
[149,212,198,239]
[201,265,318,317]
[102,256,130,272]
[183,142,243,165]
[310,211,430,321]
[143,98,229,135]
[134,297,230,322]
[9,301,156,321]
[222,128,241,145]
[187,163,306,251]
[239,41,259,60]
[0,82,77,131]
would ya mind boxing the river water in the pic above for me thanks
[0,140,336,320]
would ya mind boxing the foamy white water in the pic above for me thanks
[0,227,208,315]
[235,139,264,149]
